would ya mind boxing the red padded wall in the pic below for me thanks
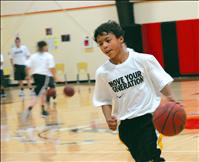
[176,19,199,75]
[141,23,164,66]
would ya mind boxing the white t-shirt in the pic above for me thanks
[93,48,173,120]
[0,54,3,70]
[26,52,55,76]
[10,45,30,65]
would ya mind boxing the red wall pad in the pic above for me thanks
[176,19,199,75]
[141,23,164,67]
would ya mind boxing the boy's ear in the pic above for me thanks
[119,36,124,43]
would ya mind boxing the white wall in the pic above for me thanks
[1,2,118,82]
[1,1,115,15]
[134,1,199,24]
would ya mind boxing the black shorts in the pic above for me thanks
[0,69,4,86]
[119,114,165,162]
[32,74,49,96]
[48,76,55,88]
[14,64,26,81]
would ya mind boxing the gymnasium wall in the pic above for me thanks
[133,1,199,76]
[1,1,117,82]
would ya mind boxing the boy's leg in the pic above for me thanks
[21,74,47,122]
[46,77,56,105]
[19,80,24,90]
[119,114,165,162]
[119,120,141,161]
[41,91,49,117]
[40,76,50,116]
[15,65,25,96]
[27,79,34,95]
[25,66,33,95]
[137,116,164,162]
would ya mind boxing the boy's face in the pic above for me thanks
[15,39,21,47]
[42,45,48,52]
[96,33,124,59]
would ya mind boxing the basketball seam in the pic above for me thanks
[172,109,177,134]
[172,109,186,134]
[153,107,169,122]
[161,103,175,134]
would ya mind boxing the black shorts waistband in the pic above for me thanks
[14,64,26,67]
[121,113,152,124]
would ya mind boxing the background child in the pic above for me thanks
[10,37,33,96]
[22,41,56,122]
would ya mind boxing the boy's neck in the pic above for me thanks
[110,47,129,65]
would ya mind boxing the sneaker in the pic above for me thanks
[21,109,31,123]
[19,90,25,97]
[41,110,49,118]
[52,98,57,105]
[30,90,35,96]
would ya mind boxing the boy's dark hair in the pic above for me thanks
[94,20,125,42]
[15,37,20,41]
[37,41,47,51]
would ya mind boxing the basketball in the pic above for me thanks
[153,102,187,136]
[63,86,75,97]
[46,88,56,97]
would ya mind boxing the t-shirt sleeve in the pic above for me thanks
[24,46,30,57]
[93,71,112,107]
[145,55,173,91]
[48,55,55,68]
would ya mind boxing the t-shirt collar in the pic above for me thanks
[108,48,134,68]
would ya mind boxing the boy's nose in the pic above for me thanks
[102,42,109,49]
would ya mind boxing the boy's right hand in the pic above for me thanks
[106,116,117,131]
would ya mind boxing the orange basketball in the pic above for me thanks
[47,88,56,97]
[153,102,187,136]
[63,85,75,97]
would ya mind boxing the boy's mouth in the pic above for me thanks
[105,50,112,55]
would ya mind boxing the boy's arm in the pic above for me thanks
[161,84,175,102]
[26,67,31,80]
[25,46,31,59]
[49,55,59,81]
[25,57,32,80]
[102,105,117,131]
[49,68,57,81]
[145,55,174,101]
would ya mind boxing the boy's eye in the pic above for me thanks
[98,43,103,47]
[106,39,111,43]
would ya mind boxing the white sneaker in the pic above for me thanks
[52,98,57,105]
[19,90,25,97]
[30,90,35,96]
[21,109,31,123]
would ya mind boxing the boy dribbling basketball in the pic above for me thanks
[22,41,56,121]
[93,21,175,162]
